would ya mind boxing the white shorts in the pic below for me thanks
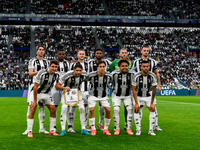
[29,91,55,105]
[51,87,62,106]
[112,94,132,107]
[88,95,110,108]
[27,84,34,103]
[136,96,152,107]
[80,91,89,105]
[60,91,84,108]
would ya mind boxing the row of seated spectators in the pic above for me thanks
[0,0,26,14]
[31,0,105,15]
[107,0,173,19]
[1,0,200,19]
[12,26,31,49]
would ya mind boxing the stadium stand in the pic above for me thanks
[30,0,105,15]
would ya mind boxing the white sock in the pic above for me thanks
[68,107,76,128]
[99,105,104,125]
[84,106,88,127]
[149,112,156,131]
[66,106,70,124]
[79,107,86,129]
[104,118,111,130]
[27,106,30,120]
[139,107,143,123]
[113,107,120,129]
[155,106,158,126]
[50,117,56,132]
[38,105,45,130]
[60,106,67,131]
[134,113,140,130]
[27,118,34,132]
[126,105,133,129]
[89,118,95,130]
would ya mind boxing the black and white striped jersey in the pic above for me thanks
[59,70,87,90]
[131,58,157,72]
[132,71,157,97]
[28,57,49,85]
[86,71,113,98]
[57,60,70,76]
[33,69,59,94]
[111,70,135,96]
[70,61,89,72]
[70,61,89,91]
[88,59,112,72]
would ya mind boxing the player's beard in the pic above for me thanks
[96,56,102,60]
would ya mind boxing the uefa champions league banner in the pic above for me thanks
[156,89,199,96]
[1,17,200,24]
[0,89,199,97]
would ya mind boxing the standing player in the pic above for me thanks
[132,60,157,136]
[23,45,49,135]
[111,59,135,135]
[107,48,133,130]
[68,49,89,133]
[55,63,90,136]
[51,50,70,130]
[131,45,162,131]
[27,60,60,137]
[87,61,112,136]
[88,49,112,130]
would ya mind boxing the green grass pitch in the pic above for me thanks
[0,96,200,150]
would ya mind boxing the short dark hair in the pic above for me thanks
[141,60,149,65]
[142,44,149,49]
[74,63,83,70]
[118,59,129,67]
[95,49,103,54]
[97,60,106,67]
[37,45,45,51]
[49,60,59,66]
[57,49,65,53]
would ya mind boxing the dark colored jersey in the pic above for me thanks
[132,71,157,97]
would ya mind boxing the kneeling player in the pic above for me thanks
[27,60,60,137]
[111,60,135,135]
[55,63,90,136]
[132,60,157,136]
[87,61,112,136]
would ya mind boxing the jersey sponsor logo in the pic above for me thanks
[141,88,148,91]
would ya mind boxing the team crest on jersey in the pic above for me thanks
[37,60,39,63]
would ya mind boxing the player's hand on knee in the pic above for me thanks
[30,101,37,111]
[149,103,155,112]
[134,103,139,113]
